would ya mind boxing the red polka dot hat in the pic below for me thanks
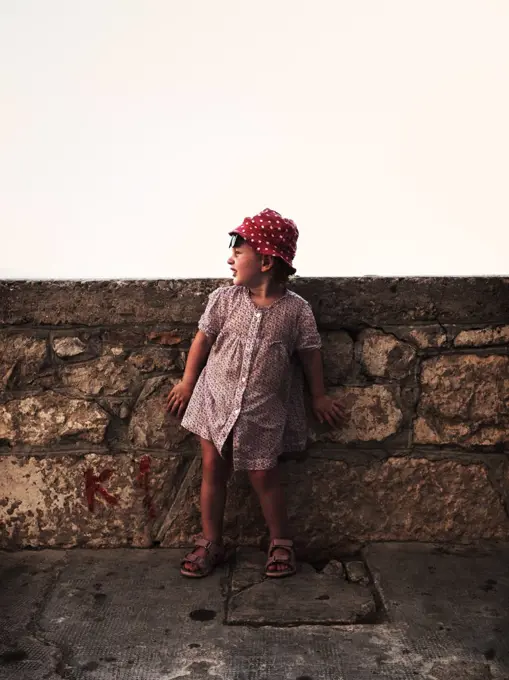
[229,208,299,274]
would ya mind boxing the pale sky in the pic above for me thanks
[1,1,508,279]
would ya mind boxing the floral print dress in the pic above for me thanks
[181,285,322,470]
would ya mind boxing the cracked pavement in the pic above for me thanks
[1,542,508,679]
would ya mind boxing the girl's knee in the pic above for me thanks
[248,467,279,490]
[201,441,231,482]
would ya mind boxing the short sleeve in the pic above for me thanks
[296,302,322,351]
[198,288,227,339]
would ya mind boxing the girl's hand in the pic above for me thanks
[166,381,194,419]
[312,394,346,428]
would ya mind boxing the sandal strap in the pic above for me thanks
[181,540,225,575]
[266,554,291,566]
[268,538,294,557]
[269,538,293,549]
[182,552,206,567]
[194,537,223,554]
[182,538,223,567]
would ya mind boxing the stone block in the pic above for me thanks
[321,559,346,578]
[0,280,226,326]
[0,393,109,447]
[310,385,403,443]
[3,278,509,327]
[393,325,448,350]
[414,354,509,446]
[227,548,376,625]
[360,329,416,379]
[128,376,191,450]
[146,330,185,346]
[158,456,509,554]
[0,334,47,389]
[320,331,354,384]
[0,453,188,548]
[60,356,141,396]
[453,325,509,347]
[126,347,181,374]
[52,336,87,357]
[344,560,370,585]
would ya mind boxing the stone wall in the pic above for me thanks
[1,278,509,556]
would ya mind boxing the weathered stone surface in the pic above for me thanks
[344,560,369,585]
[321,559,346,578]
[0,409,15,441]
[0,551,69,677]
[126,347,182,374]
[2,278,509,553]
[298,277,509,325]
[129,376,191,450]
[320,331,354,384]
[360,329,416,379]
[227,548,376,624]
[0,280,226,326]
[146,330,184,346]
[52,336,87,357]
[310,385,403,443]
[156,458,205,545]
[0,393,109,446]
[159,456,509,553]
[2,278,509,326]
[3,547,509,679]
[287,457,509,549]
[60,356,141,396]
[0,454,188,548]
[403,325,448,349]
[424,661,492,680]
[0,334,47,389]
[414,354,509,446]
[100,327,147,353]
[454,325,509,347]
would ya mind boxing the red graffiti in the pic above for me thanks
[85,468,118,512]
[136,455,156,518]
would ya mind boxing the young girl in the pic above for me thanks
[166,208,344,578]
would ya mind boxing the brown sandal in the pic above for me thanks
[265,538,297,578]
[180,538,226,578]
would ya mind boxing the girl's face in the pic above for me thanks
[227,241,266,287]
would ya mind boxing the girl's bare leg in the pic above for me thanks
[183,436,232,572]
[248,466,291,573]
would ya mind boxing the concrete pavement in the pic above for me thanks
[1,542,508,679]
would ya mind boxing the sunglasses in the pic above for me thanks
[229,234,242,248]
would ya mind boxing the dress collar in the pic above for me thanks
[243,286,289,311]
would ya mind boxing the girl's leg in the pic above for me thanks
[248,466,292,573]
[183,436,232,573]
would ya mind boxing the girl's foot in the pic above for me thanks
[180,538,225,578]
[265,538,297,578]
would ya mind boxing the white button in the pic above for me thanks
[256,312,261,318]
[242,377,246,383]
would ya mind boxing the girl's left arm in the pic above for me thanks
[298,348,346,427]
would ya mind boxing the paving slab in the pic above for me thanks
[39,549,229,678]
[364,542,509,677]
[227,548,377,625]
[0,551,68,680]
[0,545,508,679]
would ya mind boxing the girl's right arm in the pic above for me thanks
[166,330,214,418]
